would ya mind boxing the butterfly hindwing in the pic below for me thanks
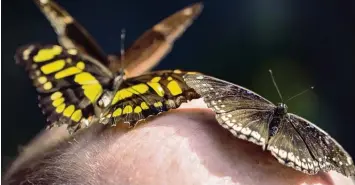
[16,44,111,132]
[34,0,109,64]
[104,70,201,126]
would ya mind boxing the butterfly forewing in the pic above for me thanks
[184,74,275,147]
[183,73,355,176]
[34,0,109,64]
[183,74,275,112]
[16,44,111,132]
[109,3,203,77]
[287,113,355,176]
[104,70,201,126]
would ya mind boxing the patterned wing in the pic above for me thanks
[16,44,112,133]
[34,0,109,64]
[183,74,276,148]
[267,113,355,176]
[103,70,201,126]
[108,3,203,77]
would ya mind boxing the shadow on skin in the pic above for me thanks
[3,100,353,185]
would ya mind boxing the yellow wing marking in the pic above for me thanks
[154,102,163,107]
[141,102,149,110]
[54,61,85,79]
[40,59,66,74]
[43,82,53,90]
[52,97,65,107]
[147,76,164,97]
[33,45,62,62]
[76,62,85,70]
[55,67,81,79]
[71,110,82,122]
[111,84,150,105]
[151,77,161,82]
[68,48,78,55]
[51,92,63,100]
[63,105,75,117]
[38,76,47,84]
[55,104,66,113]
[134,106,142,113]
[123,105,133,114]
[167,80,183,96]
[112,108,122,117]
[74,72,103,102]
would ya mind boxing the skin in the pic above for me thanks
[3,99,354,185]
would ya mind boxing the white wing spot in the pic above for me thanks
[221,115,228,121]
[295,158,302,167]
[241,127,251,135]
[238,134,247,140]
[196,76,204,80]
[225,121,234,127]
[229,129,237,136]
[288,153,295,162]
[278,149,287,159]
[347,157,353,164]
[251,131,261,140]
[232,124,242,131]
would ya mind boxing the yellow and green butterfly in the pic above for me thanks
[16,1,203,133]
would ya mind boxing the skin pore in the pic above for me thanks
[3,99,354,185]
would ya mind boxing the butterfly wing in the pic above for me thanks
[33,0,109,65]
[16,44,112,133]
[108,3,203,77]
[267,113,355,176]
[103,70,200,126]
[183,74,276,147]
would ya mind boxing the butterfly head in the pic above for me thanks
[276,103,288,115]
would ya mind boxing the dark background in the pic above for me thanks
[2,0,355,171]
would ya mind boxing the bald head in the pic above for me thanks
[3,100,354,185]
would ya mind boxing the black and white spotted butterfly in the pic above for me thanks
[183,72,355,176]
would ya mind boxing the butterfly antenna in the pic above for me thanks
[286,86,314,103]
[119,28,126,75]
[269,69,284,102]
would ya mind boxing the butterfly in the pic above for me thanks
[183,73,355,177]
[16,44,200,134]
[33,0,203,78]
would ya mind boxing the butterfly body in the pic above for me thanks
[183,74,355,177]
[16,44,200,134]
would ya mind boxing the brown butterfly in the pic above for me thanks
[34,0,203,77]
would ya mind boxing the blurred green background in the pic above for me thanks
[2,0,355,171]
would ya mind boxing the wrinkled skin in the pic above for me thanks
[3,99,354,185]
